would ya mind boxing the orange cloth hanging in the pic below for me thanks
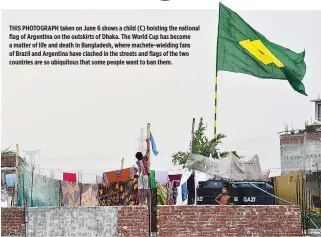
[103,167,134,184]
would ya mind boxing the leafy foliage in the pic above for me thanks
[172,118,239,166]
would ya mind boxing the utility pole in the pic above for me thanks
[14,144,19,206]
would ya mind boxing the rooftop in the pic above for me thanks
[311,98,321,103]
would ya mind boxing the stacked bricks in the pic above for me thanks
[118,206,149,237]
[157,205,302,237]
[280,133,321,145]
[1,205,302,237]
[1,207,25,236]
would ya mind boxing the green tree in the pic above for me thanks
[172,117,239,166]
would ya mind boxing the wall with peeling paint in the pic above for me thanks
[26,207,118,237]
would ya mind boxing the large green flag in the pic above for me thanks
[217,3,307,96]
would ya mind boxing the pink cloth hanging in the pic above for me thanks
[63,172,77,182]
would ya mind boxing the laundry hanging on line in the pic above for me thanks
[63,172,77,182]
[98,178,138,206]
[150,170,156,189]
[5,174,16,187]
[157,183,167,205]
[155,171,168,185]
[181,182,188,202]
[18,170,61,207]
[61,181,99,207]
[150,132,159,156]
[103,167,135,184]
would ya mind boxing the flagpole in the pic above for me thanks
[214,71,218,140]
[214,2,221,140]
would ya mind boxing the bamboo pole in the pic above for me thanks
[30,165,35,207]
[14,144,19,206]
[191,118,196,205]
[146,123,151,235]
[121,158,124,170]
[79,170,82,206]
[147,123,151,171]
[191,118,195,153]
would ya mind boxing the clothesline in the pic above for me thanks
[21,166,170,185]
[16,167,190,208]
[31,166,288,178]
[27,156,126,160]
[32,165,173,176]
[33,166,122,175]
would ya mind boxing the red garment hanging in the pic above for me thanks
[63,172,77,182]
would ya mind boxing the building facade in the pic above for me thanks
[279,98,321,209]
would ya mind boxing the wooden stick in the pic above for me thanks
[146,123,151,235]
[191,118,195,152]
[14,144,19,206]
[147,123,151,171]
[121,158,124,170]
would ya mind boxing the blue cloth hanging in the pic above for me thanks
[181,182,188,202]
[150,132,159,156]
[6,174,16,187]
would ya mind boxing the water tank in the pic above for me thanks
[231,181,274,205]
[196,180,230,205]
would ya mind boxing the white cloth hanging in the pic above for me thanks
[175,168,191,206]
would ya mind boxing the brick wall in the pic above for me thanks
[280,133,321,145]
[1,206,149,237]
[157,205,301,237]
[1,207,25,236]
[1,206,301,237]
[118,206,149,237]
[1,156,16,167]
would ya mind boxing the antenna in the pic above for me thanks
[284,122,289,133]
[138,128,145,153]
[22,150,40,168]
[134,128,146,165]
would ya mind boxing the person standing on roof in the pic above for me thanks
[215,187,230,205]
[135,138,150,205]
